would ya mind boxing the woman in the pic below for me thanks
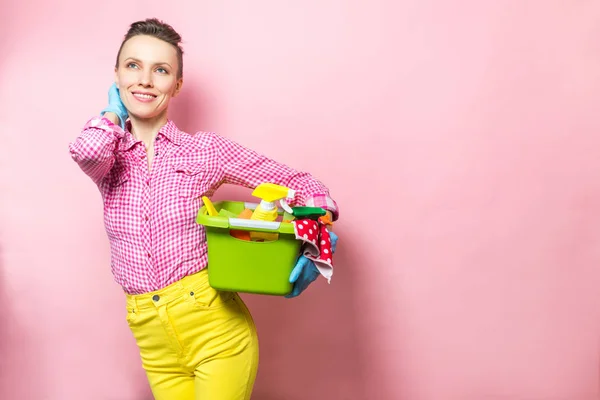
[68,18,339,400]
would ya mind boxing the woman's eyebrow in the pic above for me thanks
[124,57,172,68]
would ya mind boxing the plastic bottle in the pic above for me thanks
[230,208,253,241]
[249,183,295,241]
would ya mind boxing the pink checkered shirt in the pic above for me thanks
[69,116,339,294]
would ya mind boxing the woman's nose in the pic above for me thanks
[139,70,153,87]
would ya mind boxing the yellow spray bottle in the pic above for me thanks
[250,183,295,241]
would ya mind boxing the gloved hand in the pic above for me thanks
[285,231,338,298]
[100,83,128,130]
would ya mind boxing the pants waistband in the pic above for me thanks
[125,269,209,310]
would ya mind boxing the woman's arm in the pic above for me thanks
[212,133,339,220]
[68,112,124,185]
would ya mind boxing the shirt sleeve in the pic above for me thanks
[68,116,125,185]
[212,133,340,220]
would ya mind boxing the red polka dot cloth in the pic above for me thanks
[292,219,334,283]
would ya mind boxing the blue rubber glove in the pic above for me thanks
[285,231,338,298]
[100,83,128,130]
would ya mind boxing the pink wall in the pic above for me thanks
[2,1,600,399]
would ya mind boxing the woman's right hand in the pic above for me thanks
[100,83,128,130]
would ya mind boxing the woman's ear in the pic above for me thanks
[173,78,184,97]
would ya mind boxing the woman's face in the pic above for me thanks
[115,35,183,122]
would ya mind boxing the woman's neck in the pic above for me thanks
[129,113,168,147]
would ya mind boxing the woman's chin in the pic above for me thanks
[129,109,166,121]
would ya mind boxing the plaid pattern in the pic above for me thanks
[69,116,339,294]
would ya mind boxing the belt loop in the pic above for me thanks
[126,295,135,314]
[129,296,135,313]
[152,294,161,308]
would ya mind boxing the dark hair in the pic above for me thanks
[115,18,184,79]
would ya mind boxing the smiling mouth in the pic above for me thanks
[132,92,157,100]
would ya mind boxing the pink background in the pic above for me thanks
[2,1,600,399]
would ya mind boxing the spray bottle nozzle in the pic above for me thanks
[251,183,295,214]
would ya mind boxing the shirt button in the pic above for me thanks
[147,253,151,258]
[152,295,160,302]
[144,215,149,221]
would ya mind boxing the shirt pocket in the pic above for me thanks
[103,166,131,209]
[173,162,208,199]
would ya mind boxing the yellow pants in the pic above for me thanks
[125,269,259,400]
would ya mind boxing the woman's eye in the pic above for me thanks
[156,67,167,74]
[127,63,138,69]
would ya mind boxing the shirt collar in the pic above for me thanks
[158,120,184,146]
[118,120,183,151]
